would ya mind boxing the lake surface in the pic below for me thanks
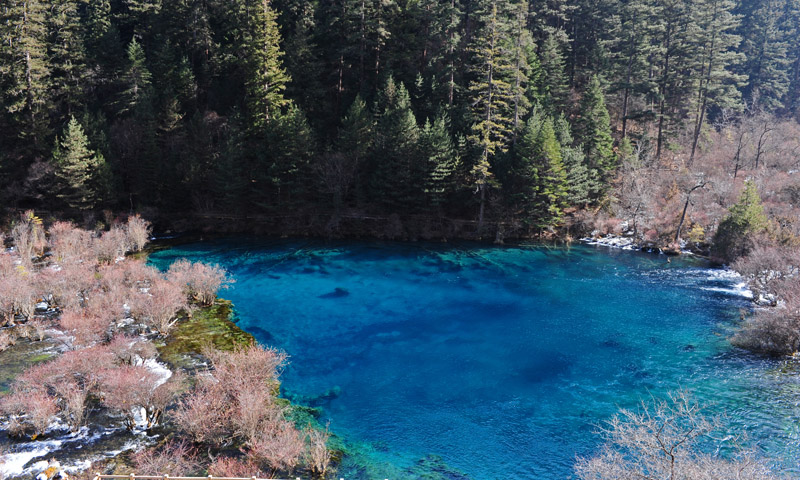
[150,239,800,479]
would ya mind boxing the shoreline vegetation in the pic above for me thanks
[0,213,334,480]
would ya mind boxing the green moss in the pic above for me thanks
[157,299,255,368]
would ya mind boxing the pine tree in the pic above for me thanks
[0,0,51,148]
[119,38,153,115]
[687,0,744,165]
[46,0,88,115]
[576,75,616,193]
[338,95,373,163]
[538,32,569,114]
[420,113,459,211]
[468,0,515,227]
[653,0,694,159]
[52,116,109,210]
[737,0,793,112]
[245,0,291,127]
[603,0,661,139]
[554,114,592,205]
[713,180,770,261]
[371,78,421,210]
[507,111,568,227]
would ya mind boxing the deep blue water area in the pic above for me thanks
[149,239,800,479]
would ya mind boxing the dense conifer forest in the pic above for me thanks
[1,0,800,246]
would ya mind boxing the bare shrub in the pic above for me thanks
[129,279,188,333]
[247,421,305,472]
[124,215,152,252]
[132,440,200,476]
[167,260,232,306]
[208,457,266,478]
[38,262,97,310]
[48,222,94,264]
[52,379,89,430]
[0,269,38,323]
[574,391,779,480]
[26,318,50,341]
[0,330,15,352]
[100,365,161,430]
[305,425,332,476]
[732,242,799,295]
[146,371,185,429]
[0,390,59,438]
[11,210,46,265]
[172,378,230,444]
[733,277,800,355]
[174,344,292,451]
[59,308,112,346]
[95,227,128,264]
[99,259,160,292]
[107,335,158,365]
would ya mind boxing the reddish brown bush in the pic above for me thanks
[733,277,800,355]
[100,365,161,430]
[129,279,188,333]
[574,391,779,480]
[167,260,231,306]
[0,330,14,352]
[132,440,200,476]
[247,422,305,473]
[107,335,157,365]
[99,260,160,292]
[38,262,97,310]
[48,222,94,264]
[124,215,152,253]
[59,308,112,346]
[207,457,266,478]
[0,390,59,438]
[94,227,128,264]
[174,344,291,448]
[304,425,332,476]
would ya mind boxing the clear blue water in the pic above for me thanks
[149,239,800,479]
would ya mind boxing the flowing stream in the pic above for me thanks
[139,238,797,478]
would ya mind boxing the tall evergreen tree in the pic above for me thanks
[0,0,51,148]
[420,113,460,211]
[52,116,110,210]
[537,32,569,114]
[371,78,421,210]
[118,38,153,115]
[245,0,291,127]
[468,0,515,227]
[737,0,793,112]
[576,75,616,193]
[603,0,661,139]
[687,0,744,165]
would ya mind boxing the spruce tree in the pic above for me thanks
[468,0,515,227]
[52,116,109,210]
[687,0,744,165]
[245,0,290,127]
[554,114,592,206]
[538,33,569,114]
[119,38,153,115]
[713,180,770,261]
[372,78,421,211]
[0,0,51,148]
[420,114,459,211]
[576,75,615,194]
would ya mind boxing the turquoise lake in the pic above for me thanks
[149,239,800,479]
